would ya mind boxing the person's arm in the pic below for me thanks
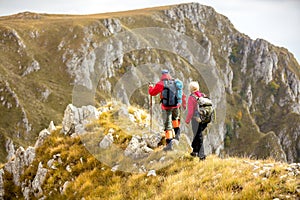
[148,81,164,96]
[200,92,207,98]
[185,96,197,124]
[182,93,187,110]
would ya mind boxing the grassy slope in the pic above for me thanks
[3,109,299,199]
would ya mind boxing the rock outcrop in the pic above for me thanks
[61,104,99,136]
[0,169,4,200]
[1,121,55,199]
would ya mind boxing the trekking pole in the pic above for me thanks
[149,94,153,133]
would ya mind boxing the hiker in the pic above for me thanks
[185,81,208,160]
[148,69,183,151]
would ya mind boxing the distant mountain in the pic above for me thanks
[0,2,299,164]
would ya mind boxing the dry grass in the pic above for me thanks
[12,109,299,200]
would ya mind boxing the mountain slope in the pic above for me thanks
[0,103,299,199]
[0,3,299,164]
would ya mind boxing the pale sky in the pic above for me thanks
[0,0,299,63]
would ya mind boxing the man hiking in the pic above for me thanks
[148,69,184,151]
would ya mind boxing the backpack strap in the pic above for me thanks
[189,93,200,119]
[190,93,211,107]
[190,93,199,101]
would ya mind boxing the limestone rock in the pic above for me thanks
[31,162,48,198]
[34,129,50,149]
[103,18,122,36]
[61,104,99,136]
[0,169,4,200]
[99,133,114,149]
[147,169,157,177]
[22,59,40,76]
[4,146,35,186]
[47,121,56,132]
[124,136,153,159]
[142,133,162,149]
[5,139,15,161]
[61,181,70,194]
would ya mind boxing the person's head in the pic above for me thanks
[189,81,199,92]
[161,69,169,75]
[160,69,172,80]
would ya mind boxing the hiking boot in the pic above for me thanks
[174,127,180,140]
[190,152,198,157]
[199,156,206,161]
[163,141,173,151]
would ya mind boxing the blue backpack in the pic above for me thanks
[161,79,182,107]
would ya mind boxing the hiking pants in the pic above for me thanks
[191,119,208,158]
[162,107,180,131]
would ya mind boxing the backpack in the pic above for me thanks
[191,94,214,124]
[161,79,182,107]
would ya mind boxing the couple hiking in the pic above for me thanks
[148,69,212,161]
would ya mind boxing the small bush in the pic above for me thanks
[269,81,280,94]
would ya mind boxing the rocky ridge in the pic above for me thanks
[0,103,299,199]
[0,102,163,199]
[0,3,299,164]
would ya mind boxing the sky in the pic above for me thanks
[0,0,299,63]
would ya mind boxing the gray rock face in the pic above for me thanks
[22,59,40,77]
[103,18,122,36]
[99,132,114,149]
[142,133,162,149]
[34,129,51,149]
[61,104,99,136]
[5,139,15,161]
[1,121,54,199]
[0,169,4,200]
[124,135,154,159]
[4,146,35,186]
[31,162,48,198]
[22,162,48,200]
[34,121,56,148]
[252,39,278,84]
[48,121,56,132]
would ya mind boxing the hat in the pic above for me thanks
[161,69,169,74]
